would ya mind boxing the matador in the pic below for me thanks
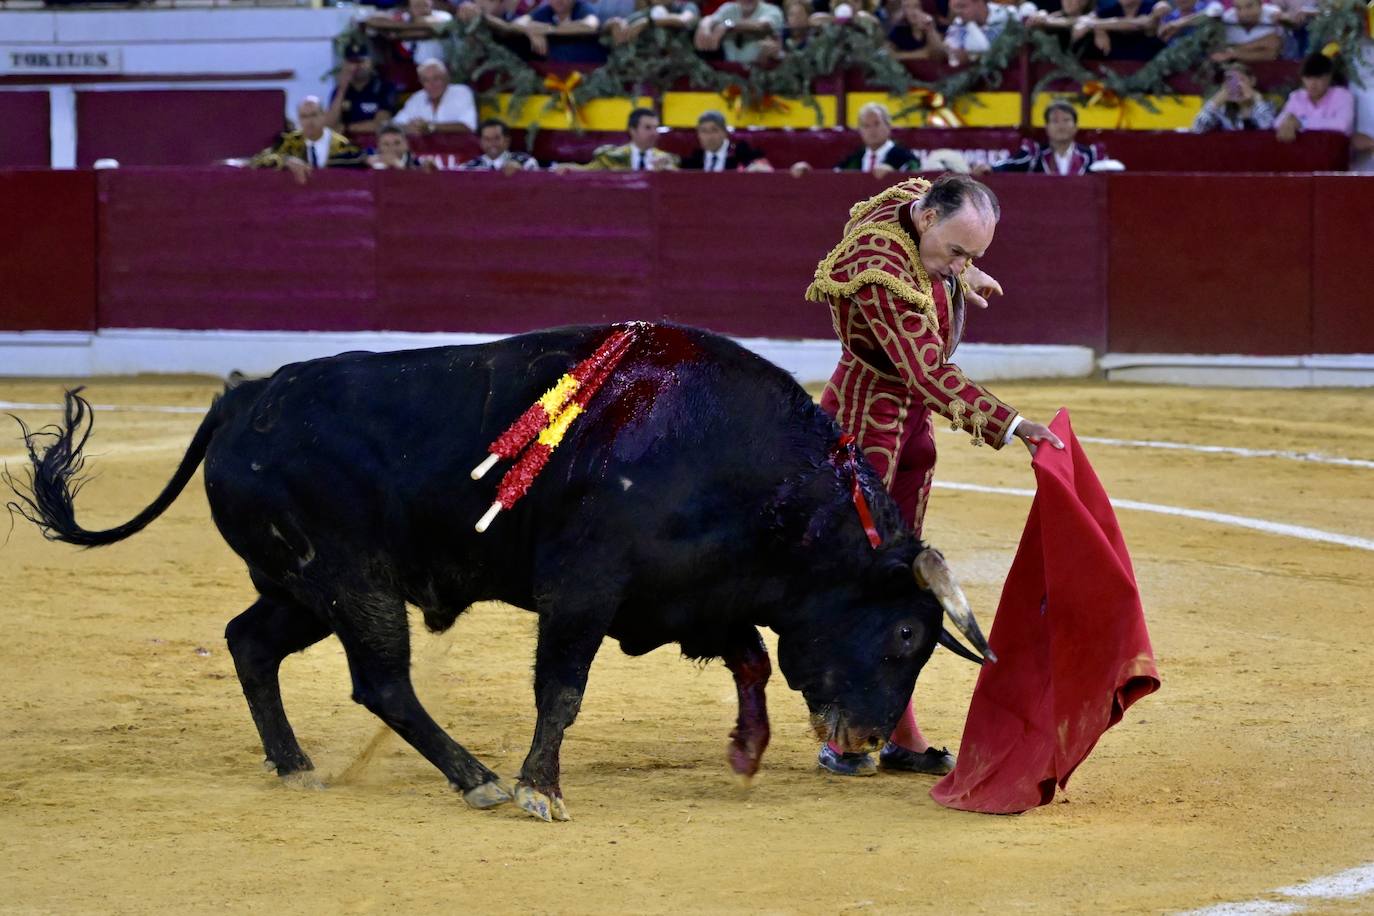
[805,173,1062,777]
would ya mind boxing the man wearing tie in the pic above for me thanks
[805,174,1062,778]
[250,96,365,184]
[790,102,918,177]
[558,108,680,172]
[680,110,771,172]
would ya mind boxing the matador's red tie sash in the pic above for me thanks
[472,326,638,532]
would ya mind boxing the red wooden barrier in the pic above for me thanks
[0,170,96,332]
[76,89,286,167]
[3,168,1371,356]
[0,92,50,168]
[1107,174,1313,354]
[1310,175,1374,355]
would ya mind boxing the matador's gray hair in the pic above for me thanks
[919,173,1001,222]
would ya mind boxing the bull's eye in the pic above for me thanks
[899,626,913,641]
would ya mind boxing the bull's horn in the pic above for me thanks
[913,549,997,664]
[938,628,986,666]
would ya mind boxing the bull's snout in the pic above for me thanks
[809,710,885,753]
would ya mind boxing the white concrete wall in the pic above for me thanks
[0,7,360,166]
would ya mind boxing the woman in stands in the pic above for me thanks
[1275,50,1355,142]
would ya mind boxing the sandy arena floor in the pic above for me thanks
[1,375,1371,915]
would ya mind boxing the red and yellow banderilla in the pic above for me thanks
[471,326,638,532]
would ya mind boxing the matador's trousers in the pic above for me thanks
[821,351,937,540]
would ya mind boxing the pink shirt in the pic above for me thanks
[1278,86,1356,136]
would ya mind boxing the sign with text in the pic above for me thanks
[1,47,124,75]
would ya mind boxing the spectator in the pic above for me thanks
[791,102,917,176]
[885,0,946,58]
[1077,0,1163,60]
[1192,63,1276,131]
[368,124,433,169]
[326,42,398,134]
[250,97,366,184]
[680,110,772,170]
[459,118,542,172]
[605,0,701,46]
[557,107,680,170]
[973,100,1102,173]
[695,0,785,64]
[1211,0,1283,63]
[367,0,455,67]
[1151,0,1218,45]
[515,0,605,62]
[945,0,1021,63]
[1025,0,1096,53]
[1275,50,1355,142]
[455,0,528,47]
[392,59,478,133]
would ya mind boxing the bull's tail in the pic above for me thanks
[4,388,222,547]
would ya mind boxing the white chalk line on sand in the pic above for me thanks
[3,400,1371,551]
[4,401,1373,469]
[1178,862,1374,915]
[934,481,1374,553]
[937,426,1373,469]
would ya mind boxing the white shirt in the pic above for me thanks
[946,3,1017,51]
[405,10,454,68]
[862,139,894,172]
[306,128,335,168]
[1053,148,1074,175]
[703,140,731,172]
[1218,3,1280,45]
[393,83,477,131]
[631,146,657,170]
[477,152,539,171]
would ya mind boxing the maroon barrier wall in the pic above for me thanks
[76,90,285,167]
[0,92,51,168]
[1310,175,1374,355]
[1107,174,1314,354]
[89,168,1108,348]
[0,170,97,332]
[5,168,1373,355]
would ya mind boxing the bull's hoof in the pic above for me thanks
[727,733,767,783]
[462,779,513,810]
[514,782,570,822]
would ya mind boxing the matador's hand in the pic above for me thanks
[962,265,1004,310]
[1014,419,1065,456]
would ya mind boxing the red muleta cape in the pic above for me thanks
[930,409,1160,814]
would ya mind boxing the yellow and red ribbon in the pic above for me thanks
[543,71,584,127]
[1081,80,1127,128]
[909,88,962,128]
[721,85,791,118]
[473,326,638,531]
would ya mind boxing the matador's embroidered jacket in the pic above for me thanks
[805,178,1018,448]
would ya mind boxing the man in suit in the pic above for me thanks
[791,102,918,176]
[250,96,366,184]
[679,110,771,172]
[973,101,1102,175]
[459,119,541,173]
[556,107,680,171]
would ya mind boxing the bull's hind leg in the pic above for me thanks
[515,616,606,823]
[331,593,511,811]
[225,596,331,776]
[723,626,772,782]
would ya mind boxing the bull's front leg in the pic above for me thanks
[723,626,771,782]
[516,617,605,822]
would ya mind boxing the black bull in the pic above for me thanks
[6,323,992,822]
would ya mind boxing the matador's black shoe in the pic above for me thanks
[877,742,956,775]
[817,744,877,776]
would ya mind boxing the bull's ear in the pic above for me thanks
[867,552,915,593]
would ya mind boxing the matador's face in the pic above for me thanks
[914,202,996,283]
